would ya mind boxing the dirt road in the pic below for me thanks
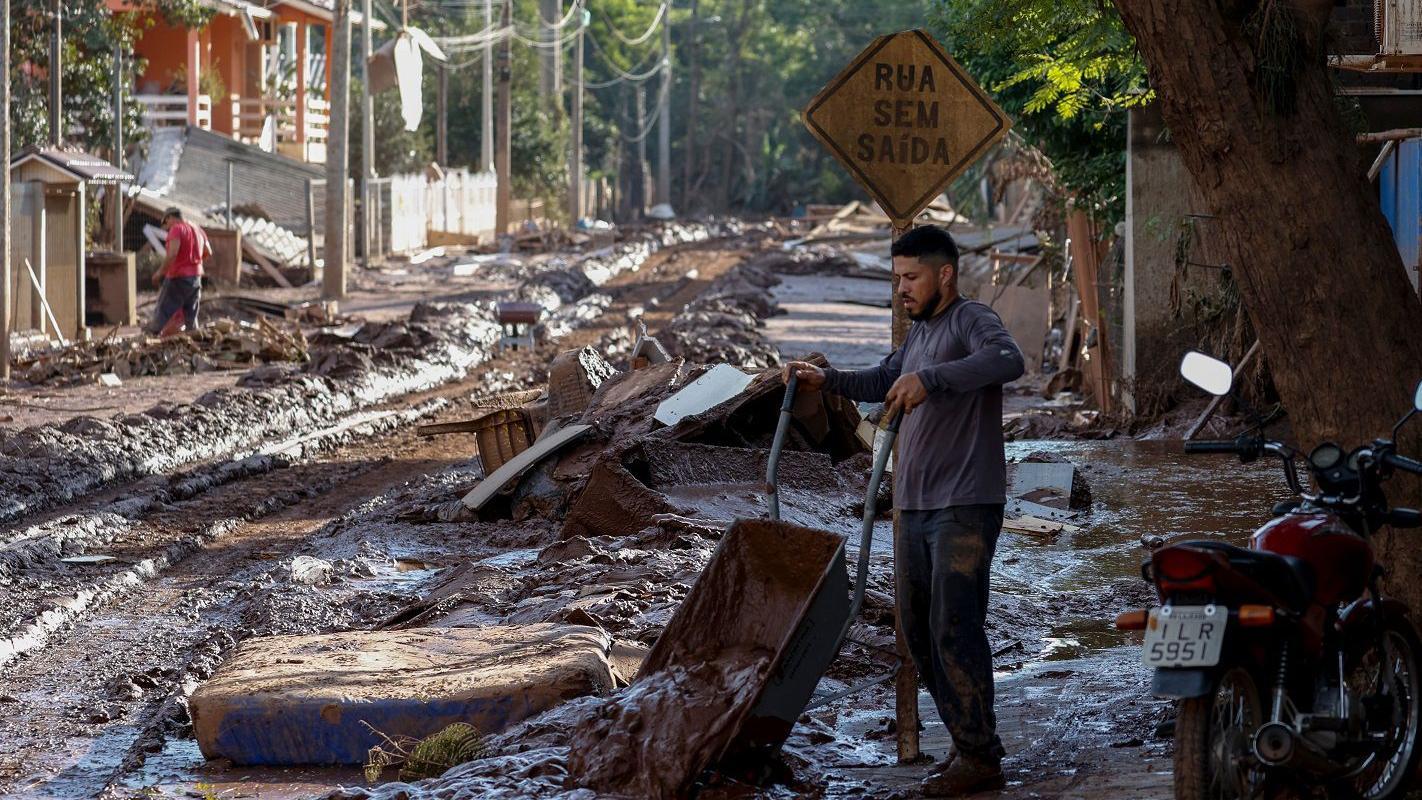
[0,239,752,798]
[1,231,1291,799]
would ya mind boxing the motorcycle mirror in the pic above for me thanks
[1180,351,1233,396]
[1389,379,1422,441]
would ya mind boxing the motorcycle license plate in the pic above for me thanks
[1142,605,1224,667]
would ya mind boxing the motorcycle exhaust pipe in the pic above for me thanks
[1253,721,1338,776]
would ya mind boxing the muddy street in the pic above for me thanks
[0,231,763,796]
[1,216,1301,800]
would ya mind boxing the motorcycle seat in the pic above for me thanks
[1184,541,1316,610]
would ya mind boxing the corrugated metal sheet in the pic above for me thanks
[1377,138,1422,294]
[170,125,325,234]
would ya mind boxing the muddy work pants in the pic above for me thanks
[147,276,201,334]
[896,504,1006,762]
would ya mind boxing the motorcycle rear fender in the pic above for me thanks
[1152,667,1214,699]
[1337,596,1412,635]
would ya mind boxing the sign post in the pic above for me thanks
[802,28,1011,764]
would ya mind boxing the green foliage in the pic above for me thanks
[350,78,433,176]
[146,0,216,30]
[413,6,567,206]
[10,2,148,154]
[511,98,569,199]
[930,0,1148,221]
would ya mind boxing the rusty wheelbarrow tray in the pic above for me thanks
[637,376,901,766]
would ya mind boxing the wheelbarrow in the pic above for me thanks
[636,374,902,767]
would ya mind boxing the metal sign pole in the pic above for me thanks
[890,221,920,763]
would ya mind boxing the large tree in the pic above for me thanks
[1112,0,1422,598]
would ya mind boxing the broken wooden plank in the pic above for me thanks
[1183,340,1262,441]
[1003,515,1080,538]
[241,242,294,289]
[462,423,593,510]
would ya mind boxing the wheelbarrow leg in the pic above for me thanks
[805,408,902,712]
[837,409,901,655]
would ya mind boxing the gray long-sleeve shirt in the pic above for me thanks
[825,297,1025,510]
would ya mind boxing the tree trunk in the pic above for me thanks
[1113,1,1422,599]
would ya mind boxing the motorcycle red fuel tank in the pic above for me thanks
[1251,512,1373,606]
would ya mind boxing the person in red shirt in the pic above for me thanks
[146,208,211,335]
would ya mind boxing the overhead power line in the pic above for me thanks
[607,3,666,46]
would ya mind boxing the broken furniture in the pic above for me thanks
[495,301,543,352]
[204,227,243,288]
[9,147,133,342]
[462,423,594,510]
[84,251,137,327]
[190,624,616,765]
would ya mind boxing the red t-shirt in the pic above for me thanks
[165,220,207,279]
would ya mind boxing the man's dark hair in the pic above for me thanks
[890,224,959,267]
[163,207,183,221]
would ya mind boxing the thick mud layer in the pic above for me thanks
[0,223,736,530]
[566,654,772,799]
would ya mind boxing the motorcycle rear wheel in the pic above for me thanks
[1175,667,1265,800]
[1341,617,1422,800]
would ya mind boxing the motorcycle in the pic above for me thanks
[1116,351,1422,799]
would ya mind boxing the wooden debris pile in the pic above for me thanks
[16,319,309,386]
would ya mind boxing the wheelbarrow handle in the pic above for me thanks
[766,374,799,521]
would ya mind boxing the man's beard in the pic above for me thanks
[907,288,943,321]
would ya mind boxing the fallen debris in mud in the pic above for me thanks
[15,319,309,386]
[565,654,771,799]
[663,260,785,369]
[0,223,728,530]
[0,303,499,527]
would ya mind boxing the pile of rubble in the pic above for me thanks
[0,302,500,526]
[15,320,308,387]
[662,261,784,369]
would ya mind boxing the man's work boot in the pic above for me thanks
[920,752,1005,797]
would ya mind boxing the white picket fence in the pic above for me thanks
[373,169,498,256]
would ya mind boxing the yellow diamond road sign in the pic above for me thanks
[803,30,1012,228]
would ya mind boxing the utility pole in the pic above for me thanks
[570,2,585,222]
[2,0,11,382]
[113,47,125,251]
[49,0,61,146]
[495,0,512,237]
[656,0,672,209]
[635,85,648,214]
[436,64,448,167]
[681,0,698,212]
[360,0,373,266]
[324,0,352,301]
[537,0,554,113]
[481,0,494,172]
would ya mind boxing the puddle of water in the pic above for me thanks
[996,439,1288,599]
[475,547,541,570]
[117,735,368,798]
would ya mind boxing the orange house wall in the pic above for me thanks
[133,19,190,94]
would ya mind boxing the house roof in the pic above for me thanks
[205,0,274,20]
[266,0,387,29]
[11,147,135,185]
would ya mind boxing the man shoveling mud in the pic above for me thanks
[782,224,1024,796]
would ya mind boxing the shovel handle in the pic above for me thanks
[885,408,904,434]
